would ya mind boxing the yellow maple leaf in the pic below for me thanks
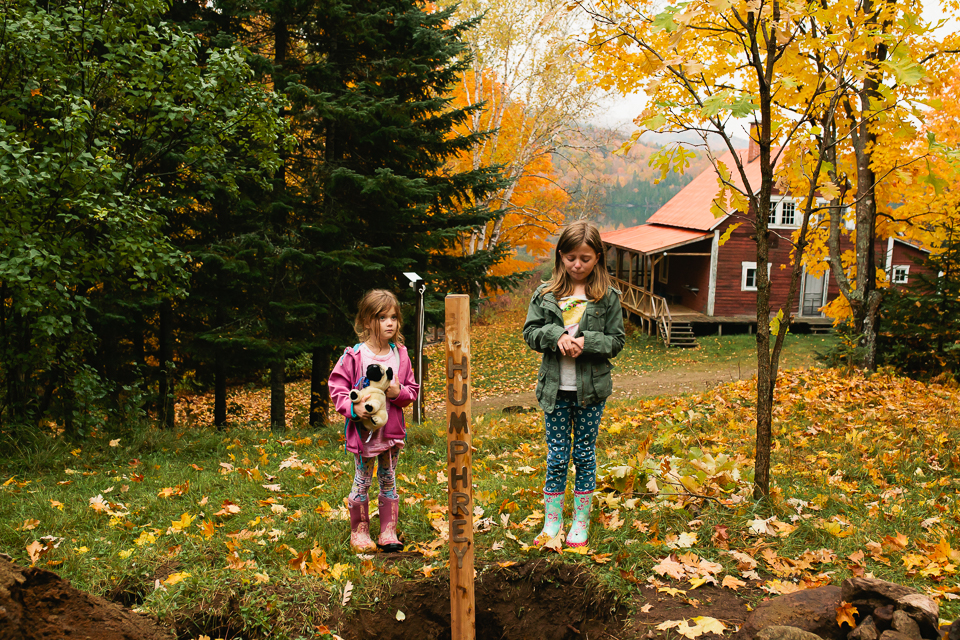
[691,617,727,636]
[164,572,191,586]
[214,500,241,516]
[882,532,909,550]
[721,575,746,590]
[902,553,928,570]
[688,575,717,589]
[328,562,350,581]
[653,555,688,580]
[134,530,157,546]
[933,537,957,564]
[836,601,858,628]
[592,553,613,564]
[170,512,194,531]
[666,531,698,549]
[199,520,217,539]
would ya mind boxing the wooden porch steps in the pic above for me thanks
[809,324,833,335]
[666,321,699,348]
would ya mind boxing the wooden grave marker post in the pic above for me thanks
[445,294,475,639]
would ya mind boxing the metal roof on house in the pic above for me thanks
[645,149,759,231]
[601,224,712,255]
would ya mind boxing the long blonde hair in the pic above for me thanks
[542,220,613,302]
[353,289,405,345]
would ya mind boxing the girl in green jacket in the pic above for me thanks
[523,220,625,547]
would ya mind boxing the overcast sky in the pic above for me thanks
[589,0,960,132]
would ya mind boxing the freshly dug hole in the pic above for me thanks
[337,559,626,640]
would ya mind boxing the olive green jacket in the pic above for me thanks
[523,284,626,413]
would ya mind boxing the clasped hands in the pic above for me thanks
[557,333,585,358]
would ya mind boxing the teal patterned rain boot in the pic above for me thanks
[565,491,593,548]
[535,491,565,545]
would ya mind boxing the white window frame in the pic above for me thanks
[891,265,910,284]
[781,200,796,225]
[741,262,773,291]
[768,197,799,228]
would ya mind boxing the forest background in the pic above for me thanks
[0,0,717,439]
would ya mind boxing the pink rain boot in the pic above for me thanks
[377,495,403,552]
[347,497,377,553]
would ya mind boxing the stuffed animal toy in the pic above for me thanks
[349,364,394,433]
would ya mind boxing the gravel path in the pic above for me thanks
[470,360,758,414]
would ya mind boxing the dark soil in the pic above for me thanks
[329,559,761,640]
[0,554,173,640]
[2,552,759,640]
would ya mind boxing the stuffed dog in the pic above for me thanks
[349,364,394,432]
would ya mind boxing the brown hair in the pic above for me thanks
[353,289,404,345]
[542,220,613,302]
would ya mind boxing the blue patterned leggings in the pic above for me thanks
[348,446,401,501]
[543,391,605,493]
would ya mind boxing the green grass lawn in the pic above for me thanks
[422,306,838,403]
[2,361,957,638]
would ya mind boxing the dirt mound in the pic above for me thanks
[0,555,173,640]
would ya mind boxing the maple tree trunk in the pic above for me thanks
[309,347,331,428]
[157,301,175,431]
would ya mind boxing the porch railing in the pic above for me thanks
[613,277,673,346]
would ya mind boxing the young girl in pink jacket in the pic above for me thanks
[329,289,420,553]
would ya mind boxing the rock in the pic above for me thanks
[879,632,916,640]
[897,594,939,639]
[849,616,879,640]
[892,610,921,640]
[946,620,960,640]
[841,578,938,640]
[739,586,844,640]
[757,626,825,640]
[842,578,918,603]
[874,605,894,628]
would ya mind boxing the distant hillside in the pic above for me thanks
[557,125,713,229]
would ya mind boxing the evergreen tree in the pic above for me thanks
[878,225,960,377]
[289,0,511,427]
[162,0,511,430]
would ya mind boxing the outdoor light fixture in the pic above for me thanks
[403,272,426,423]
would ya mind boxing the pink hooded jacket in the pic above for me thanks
[328,343,420,454]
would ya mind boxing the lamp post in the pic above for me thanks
[403,272,426,423]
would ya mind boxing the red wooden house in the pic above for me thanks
[600,142,930,346]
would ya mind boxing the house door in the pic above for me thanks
[800,271,827,316]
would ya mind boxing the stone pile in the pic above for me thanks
[739,577,952,640]
[841,577,939,640]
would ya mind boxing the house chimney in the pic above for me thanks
[747,122,760,163]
